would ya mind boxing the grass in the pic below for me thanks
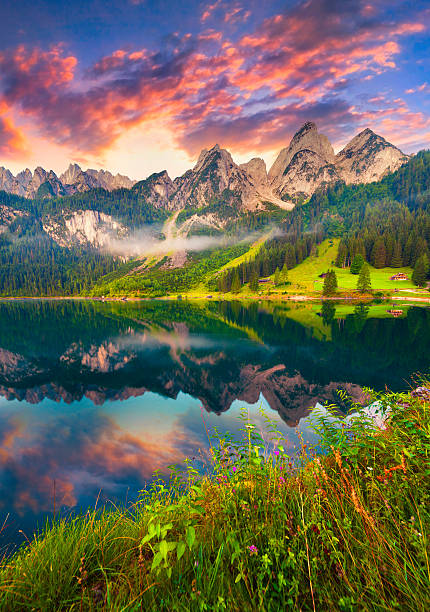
[285,239,417,295]
[184,239,423,301]
[1,388,429,610]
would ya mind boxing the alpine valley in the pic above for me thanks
[0,121,429,297]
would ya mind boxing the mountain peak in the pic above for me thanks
[268,121,335,190]
[336,128,408,184]
[295,121,318,135]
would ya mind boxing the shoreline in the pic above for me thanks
[0,293,429,304]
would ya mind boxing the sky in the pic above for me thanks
[0,0,429,180]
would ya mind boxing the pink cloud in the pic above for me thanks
[0,0,427,164]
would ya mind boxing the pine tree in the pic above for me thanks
[274,267,281,286]
[350,253,365,274]
[335,242,348,268]
[322,270,337,296]
[371,238,386,268]
[357,264,372,293]
[280,263,289,284]
[391,241,403,268]
[412,254,429,287]
[249,270,259,293]
[231,269,241,293]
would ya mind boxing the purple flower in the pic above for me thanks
[274,450,280,456]
[248,545,258,555]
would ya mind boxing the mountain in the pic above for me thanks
[42,210,127,248]
[60,163,135,193]
[132,170,177,210]
[0,124,408,210]
[267,122,409,203]
[268,121,338,201]
[0,163,135,199]
[335,128,409,184]
[0,123,411,252]
[172,144,291,214]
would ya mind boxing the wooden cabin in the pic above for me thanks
[387,309,404,317]
[390,273,409,281]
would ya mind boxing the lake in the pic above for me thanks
[1,299,429,553]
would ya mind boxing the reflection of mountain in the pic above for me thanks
[0,300,429,425]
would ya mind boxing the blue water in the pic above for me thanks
[0,299,428,553]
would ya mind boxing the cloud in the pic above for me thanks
[0,114,28,159]
[201,0,222,23]
[0,406,200,515]
[405,82,430,94]
[0,0,427,166]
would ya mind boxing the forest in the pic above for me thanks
[0,151,429,296]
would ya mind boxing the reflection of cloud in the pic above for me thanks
[0,405,201,515]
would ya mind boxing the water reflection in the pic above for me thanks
[0,299,429,550]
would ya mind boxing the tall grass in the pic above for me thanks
[0,388,429,611]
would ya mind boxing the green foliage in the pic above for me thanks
[280,263,289,284]
[350,253,364,274]
[412,254,430,287]
[356,263,372,293]
[249,270,259,292]
[0,388,429,610]
[322,269,338,296]
[230,269,242,293]
[93,244,249,297]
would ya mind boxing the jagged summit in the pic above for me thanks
[0,123,409,214]
[335,127,409,184]
[0,163,135,198]
[268,122,337,199]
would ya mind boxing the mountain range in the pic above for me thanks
[0,163,135,199]
[0,122,408,211]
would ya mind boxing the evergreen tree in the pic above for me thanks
[335,242,348,267]
[322,270,337,296]
[350,253,365,274]
[391,241,403,268]
[412,254,429,287]
[274,267,281,286]
[249,270,259,293]
[357,264,372,293]
[371,238,386,268]
[280,263,289,284]
[231,269,241,293]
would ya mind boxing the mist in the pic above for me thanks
[102,224,280,258]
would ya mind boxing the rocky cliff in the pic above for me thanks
[42,210,127,248]
[267,122,409,203]
[335,128,409,184]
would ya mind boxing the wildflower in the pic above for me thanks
[279,476,286,484]
[274,449,280,456]
[331,446,343,470]
[248,545,258,555]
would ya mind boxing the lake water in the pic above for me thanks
[1,299,429,553]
